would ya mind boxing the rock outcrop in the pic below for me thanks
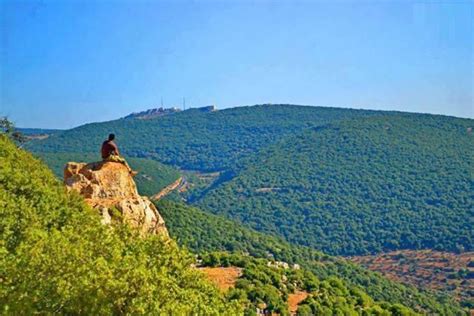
[64,161,168,236]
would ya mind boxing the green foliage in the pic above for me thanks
[0,135,241,315]
[157,199,318,260]
[199,252,419,315]
[157,200,467,315]
[128,157,181,196]
[198,114,473,255]
[1,117,26,144]
[0,117,15,134]
[33,152,180,197]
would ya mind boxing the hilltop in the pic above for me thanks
[123,107,181,119]
[123,105,216,120]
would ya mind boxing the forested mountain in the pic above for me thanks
[27,104,473,257]
[198,114,473,255]
[157,200,466,314]
[27,104,378,171]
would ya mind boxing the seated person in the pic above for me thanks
[101,133,137,175]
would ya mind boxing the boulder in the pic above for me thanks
[64,161,168,236]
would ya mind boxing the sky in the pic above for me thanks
[0,0,472,129]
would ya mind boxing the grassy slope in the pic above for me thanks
[157,200,466,315]
[198,114,474,255]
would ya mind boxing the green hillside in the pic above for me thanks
[1,131,439,315]
[34,152,180,197]
[199,252,417,315]
[157,200,466,314]
[0,134,240,314]
[198,114,473,256]
[27,104,378,171]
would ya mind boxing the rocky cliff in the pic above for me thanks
[64,161,168,236]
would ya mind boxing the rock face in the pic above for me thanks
[64,161,168,236]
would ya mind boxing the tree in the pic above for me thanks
[0,117,26,145]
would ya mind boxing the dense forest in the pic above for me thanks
[197,114,473,255]
[157,200,466,314]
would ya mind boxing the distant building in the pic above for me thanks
[123,107,181,120]
[123,104,217,120]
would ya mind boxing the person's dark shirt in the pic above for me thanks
[101,140,119,159]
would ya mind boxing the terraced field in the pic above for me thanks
[351,250,474,307]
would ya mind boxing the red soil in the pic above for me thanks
[288,291,309,315]
[199,266,242,292]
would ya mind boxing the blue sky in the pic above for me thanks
[1,0,472,129]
